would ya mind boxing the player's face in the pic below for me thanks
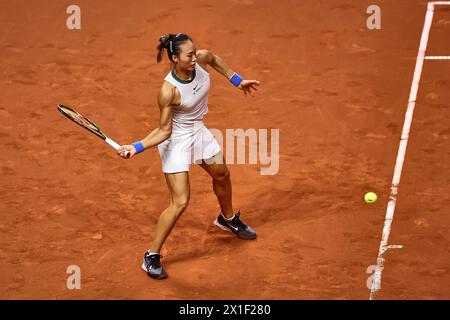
[174,40,197,71]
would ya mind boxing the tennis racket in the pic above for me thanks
[57,104,130,158]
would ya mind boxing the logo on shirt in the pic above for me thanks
[193,82,203,95]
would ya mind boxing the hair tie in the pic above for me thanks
[169,40,173,53]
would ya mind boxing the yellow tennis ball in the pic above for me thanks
[364,192,377,203]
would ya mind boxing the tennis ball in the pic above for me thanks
[364,192,377,203]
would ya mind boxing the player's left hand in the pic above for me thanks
[238,80,260,97]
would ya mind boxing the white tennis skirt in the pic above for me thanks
[157,121,221,173]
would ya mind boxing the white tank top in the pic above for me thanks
[163,63,211,126]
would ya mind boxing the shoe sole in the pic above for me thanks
[141,262,168,279]
[213,219,257,240]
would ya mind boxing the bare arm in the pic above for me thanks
[140,83,174,149]
[117,82,174,158]
[196,49,260,96]
[197,49,234,79]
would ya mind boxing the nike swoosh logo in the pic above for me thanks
[229,225,239,232]
[144,264,152,271]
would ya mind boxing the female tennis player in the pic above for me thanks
[117,33,260,279]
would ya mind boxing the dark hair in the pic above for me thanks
[157,33,193,63]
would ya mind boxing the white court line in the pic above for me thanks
[425,56,450,59]
[369,2,444,300]
[429,1,450,4]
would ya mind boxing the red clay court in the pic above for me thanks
[0,0,449,299]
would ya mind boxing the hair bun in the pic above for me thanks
[159,34,168,47]
[159,34,176,48]
[156,33,191,63]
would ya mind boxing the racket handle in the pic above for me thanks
[105,137,131,158]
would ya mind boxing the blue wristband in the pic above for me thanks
[132,141,145,154]
[229,72,244,87]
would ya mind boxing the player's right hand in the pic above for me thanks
[117,145,136,159]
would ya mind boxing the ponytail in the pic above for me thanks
[156,33,192,63]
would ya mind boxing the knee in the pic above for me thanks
[171,196,189,214]
[213,168,230,182]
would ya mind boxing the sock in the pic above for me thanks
[221,212,235,221]
[147,250,159,256]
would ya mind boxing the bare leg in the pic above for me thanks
[199,152,234,219]
[150,171,190,253]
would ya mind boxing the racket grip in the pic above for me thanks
[105,137,121,150]
[105,137,130,158]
